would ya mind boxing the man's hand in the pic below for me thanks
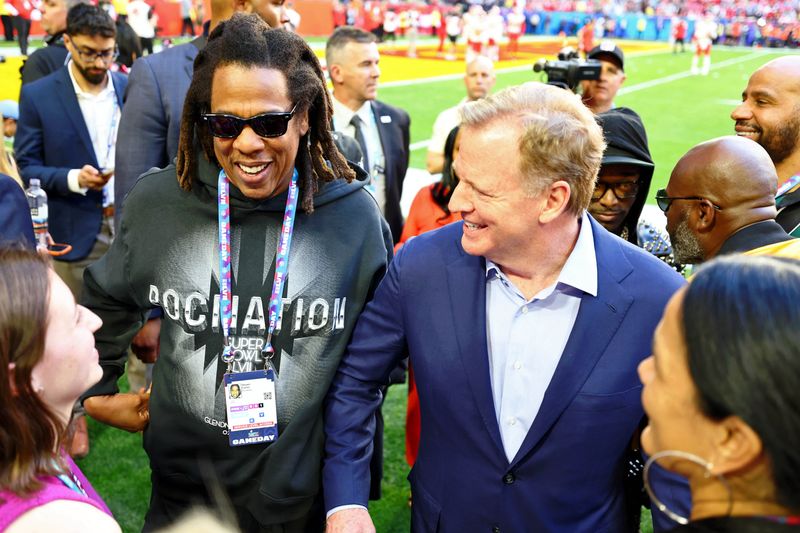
[77,165,112,191]
[131,317,161,364]
[326,508,375,533]
[84,390,150,433]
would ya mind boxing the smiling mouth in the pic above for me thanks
[735,130,760,140]
[463,220,486,231]
[735,123,760,140]
[236,163,269,175]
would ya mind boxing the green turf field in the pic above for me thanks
[377,46,791,193]
[4,44,793,533]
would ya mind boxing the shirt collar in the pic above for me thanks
[67,60,115,99]
[485,211,598,298]
[332,95,372,128]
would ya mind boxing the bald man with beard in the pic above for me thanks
[658,136,795,266]
[732,56,800,236]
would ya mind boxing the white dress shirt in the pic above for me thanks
[485,212,598,462]
[428,97,467,155]
[331,96,386,212]
[66,61,120,207]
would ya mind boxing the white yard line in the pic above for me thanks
[617,51,764,95]
[407,50,768,151]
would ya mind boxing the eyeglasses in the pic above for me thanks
[202,104,298,139]
[592,180,639,201]
[73,46,118,64]
[655,188,723,213]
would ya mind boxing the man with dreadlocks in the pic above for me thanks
[80,15,392,532]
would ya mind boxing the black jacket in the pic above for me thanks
[19,33,68,86]
[718,220,794,255]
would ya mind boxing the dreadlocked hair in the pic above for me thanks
[176,14,354,213]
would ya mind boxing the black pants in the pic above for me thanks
[143,474,325,533]
[140,36,154,55]
[13,16,30,55]
[180,17,194,36]
[1,15,13,41]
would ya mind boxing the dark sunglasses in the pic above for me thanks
[655,188,722,213]
[592,180,639,201]
[202,104,297,138]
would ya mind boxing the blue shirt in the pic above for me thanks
[485,213,598,462]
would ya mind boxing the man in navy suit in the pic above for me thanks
[324,82,686,532]
[327,26,410,244]
[15,3,126,299]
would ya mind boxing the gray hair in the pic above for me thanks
[460,82,605,216]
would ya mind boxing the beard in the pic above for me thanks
[759,111,800,165]
[74,61,108,85]
[669,212,705,265]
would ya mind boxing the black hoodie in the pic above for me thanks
[82,150,393,527]
[595,107,655,246]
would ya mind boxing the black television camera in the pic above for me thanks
[533,47,602,92]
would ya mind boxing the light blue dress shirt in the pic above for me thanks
[485,213,598,462]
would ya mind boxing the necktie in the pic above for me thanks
[350,114,370,174]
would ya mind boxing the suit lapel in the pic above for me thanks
[56,67,97,165]
[183,42,200,80]
[445,230,506,458]
[111,72,125,106]
[371,101,394,179]
[510,220,634,467]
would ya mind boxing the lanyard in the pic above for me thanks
[57,472,87,496]
[217,168,299,374]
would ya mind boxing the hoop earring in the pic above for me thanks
[643,450,734,525]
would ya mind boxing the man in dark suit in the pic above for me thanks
[15,3,126,296]
[14,3,126,459]
[324,82,686,532]
[326,26,410,243]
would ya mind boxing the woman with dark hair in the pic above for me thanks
[78,14,391,532]
[396,125,461,251]
[639,255,800,532]
[0,248,119,531]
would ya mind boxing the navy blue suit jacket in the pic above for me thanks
[15,67,127,261]
[0,174,35,249]
[324,218,686,532]
[114,39,201,228]
[371,100,409,244]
